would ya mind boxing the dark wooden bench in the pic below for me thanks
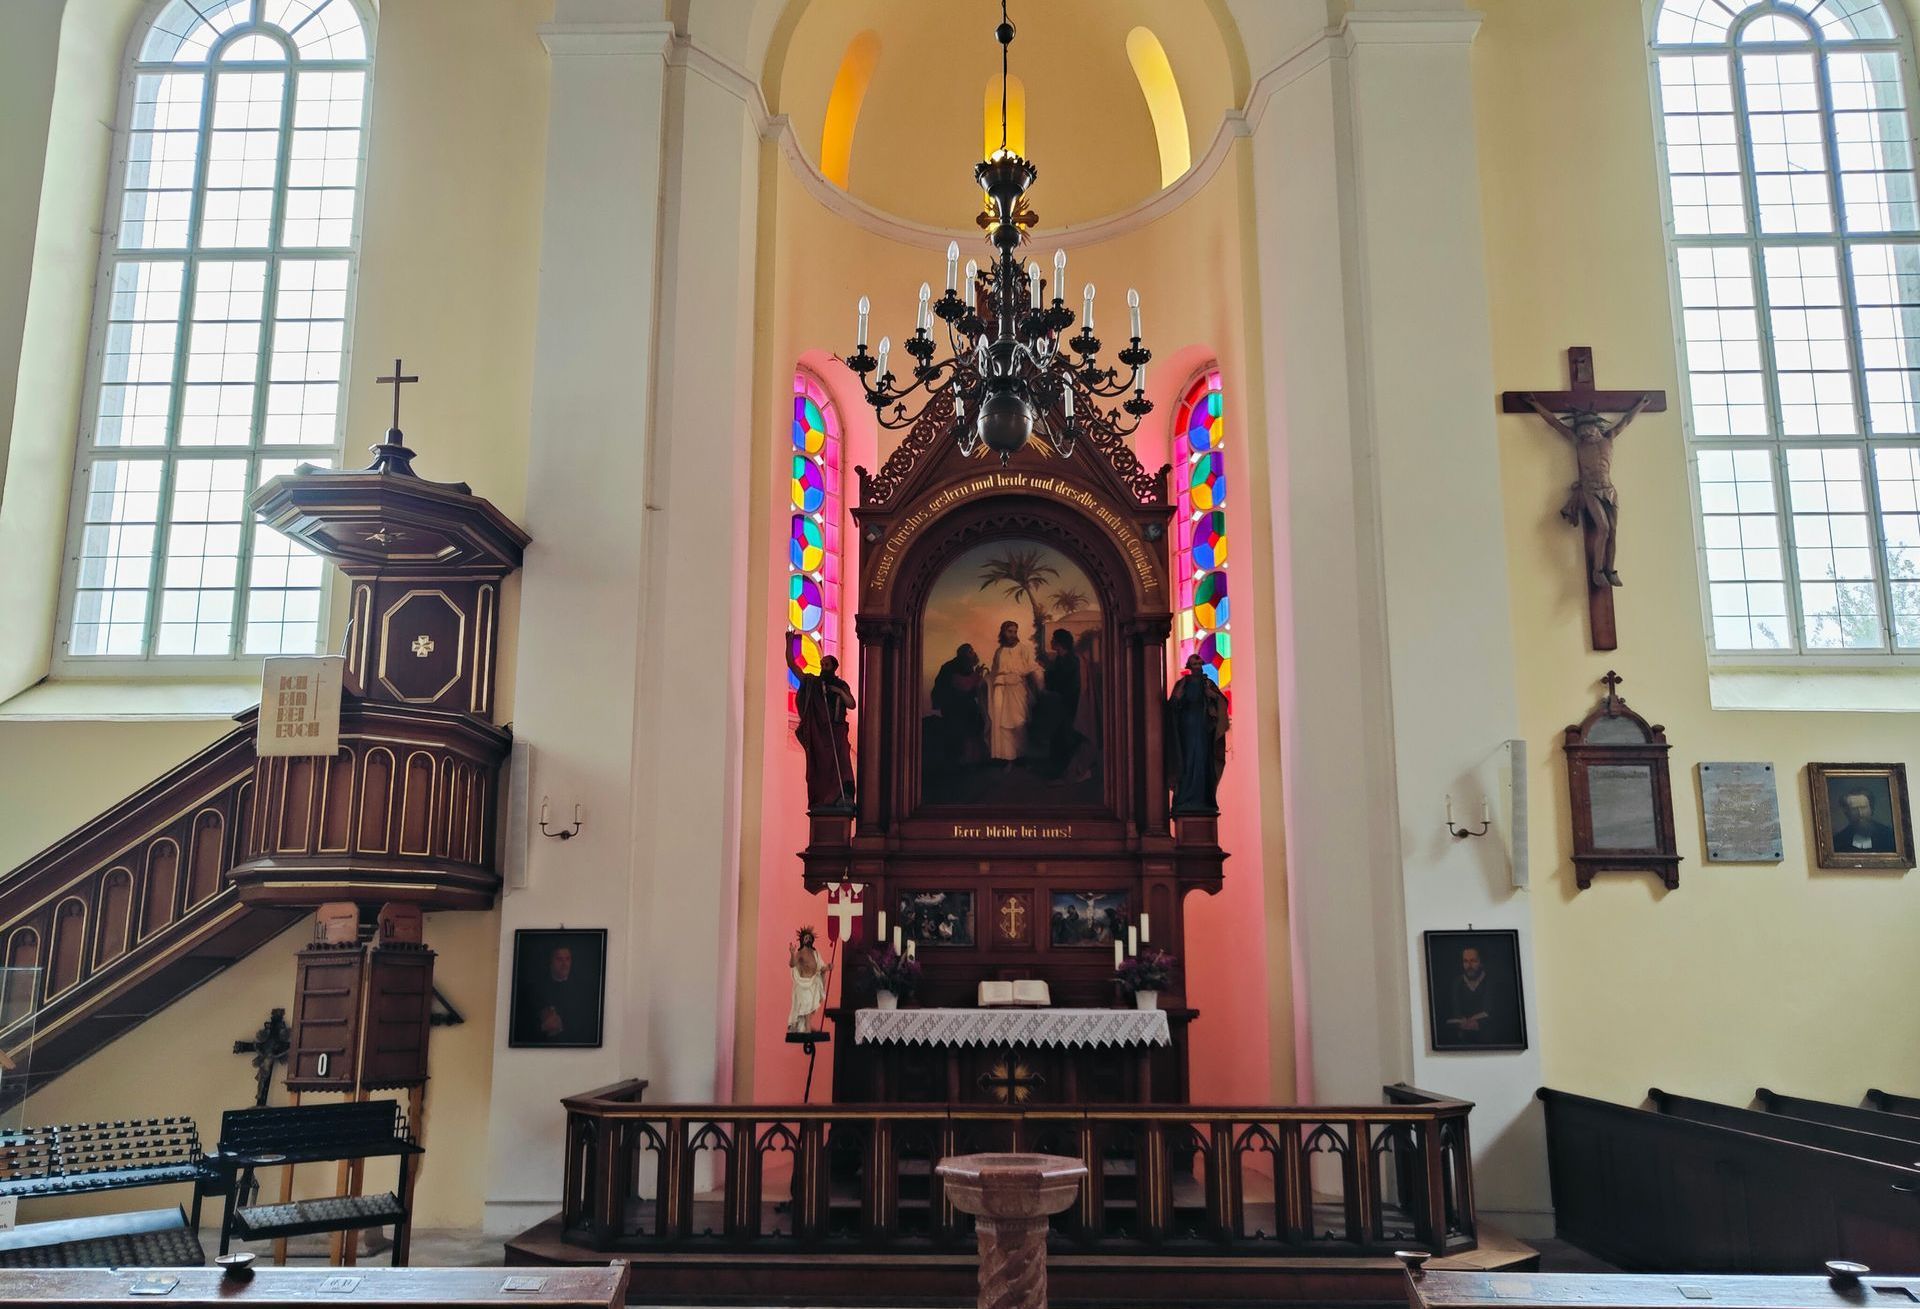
[0,1262,631,1305]
[0,1118,208,1267]
[1756,1088,1920,1145]
[1406,1266,1920,1309]
[1539,1087,1920,1273]
[208,1101,420,1266]
[1867,1087,1920,1118]
[1650,1088,1920,1168]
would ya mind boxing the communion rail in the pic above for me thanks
[558,1080,1476,1258]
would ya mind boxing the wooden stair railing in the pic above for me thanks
[0,710,302,1106]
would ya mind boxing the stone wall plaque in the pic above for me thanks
[1698,762,1783,863]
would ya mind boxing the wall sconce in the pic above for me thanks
[538,797,584,841]
[1445,794,1490,839]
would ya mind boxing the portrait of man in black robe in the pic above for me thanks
[509,929,607,1048]
[1424,930,1527,1052]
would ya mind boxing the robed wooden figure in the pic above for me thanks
[1166,653,1229,815]
[796,655,857,813]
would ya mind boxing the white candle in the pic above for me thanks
[1053,248,1066,299]
[917,282,931,332]
[1062,388,1073,420]
[904,938,916,959]
[1127,925,1139,957]
[1127,287,1141,338]
[1481,797,1492,824]
[892,925,903,953]
[857,295,870,349]
[1140,912,1150,944]
[877,909,887,941]
[1082,283,1095,332]
[1445,796,1454,824]
[876,335,890,378]
[1028,262,1042,309]
[964,259,978,308]
[945,241,959,293]
[1135,360,1147,393]
[1114,939,1124,970]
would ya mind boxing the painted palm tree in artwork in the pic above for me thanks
[978,547,1059,648]
[1050,588,1091,621]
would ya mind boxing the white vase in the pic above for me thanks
[876,989,899,1011]
[1134,990,1159,1011]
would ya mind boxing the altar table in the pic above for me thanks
[845,1006,1182,1104]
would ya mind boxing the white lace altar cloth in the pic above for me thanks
[854,1007,1170,1048]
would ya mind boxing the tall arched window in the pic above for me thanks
[1653,0,1920,652]
[60,0,372,663]
[787,371,842,712]
[1174,369,1230,691]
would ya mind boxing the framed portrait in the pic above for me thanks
[508,929,607,1048]
[896,891,975,947]
[1806,763,1915,871]
[1423,930,1527,1053]
[1048,891,1129,947]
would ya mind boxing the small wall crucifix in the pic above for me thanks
[1501,347,1667,651]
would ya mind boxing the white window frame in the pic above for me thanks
[1649,0,1920,664]
[53,0,374,679]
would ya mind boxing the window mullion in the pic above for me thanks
[1769,442,1816,647]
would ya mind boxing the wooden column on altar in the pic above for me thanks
[804,388,1226,1107]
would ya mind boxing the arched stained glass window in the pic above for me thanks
[60,0,372,663]
[1174,369,1230,691]
[787,371,842,712]
[1652,0,1920,652]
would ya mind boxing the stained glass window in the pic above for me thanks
[60,0,371,664]
[1174,369,1230,691]
[1652,0,1920,653]
[787,371,842,711]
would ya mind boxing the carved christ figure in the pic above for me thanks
[1527,394,1652,589]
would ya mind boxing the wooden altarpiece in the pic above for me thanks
[803,392,1226,1105]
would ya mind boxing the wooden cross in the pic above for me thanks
[376,358,419,441]
[1501,347,1667,652]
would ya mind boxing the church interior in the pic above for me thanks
[0,0,1917,1303]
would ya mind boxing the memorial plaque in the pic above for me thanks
[1699,761,1783,862]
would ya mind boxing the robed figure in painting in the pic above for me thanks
[1032,627,1083,778]
[796,655,856,812]
[986,619,1038,763]
[1166,653,1230,814]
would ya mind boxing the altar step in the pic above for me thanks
[503,1216,1538,1306]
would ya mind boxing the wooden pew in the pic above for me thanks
[0,1263,629,1307]
[1867,1088,1920,1119]
[1756,1089,1920,1145]
[1404,1265,1920,1309]
[1649,1089,1920,1168]
[1538,1088,1920,1273]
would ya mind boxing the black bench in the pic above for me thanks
[209,1101,421,1265]
[0,1117,208,1267]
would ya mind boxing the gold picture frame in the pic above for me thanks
[1806,763,1915,871]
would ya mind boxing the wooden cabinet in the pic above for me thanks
[287,944,434,1092]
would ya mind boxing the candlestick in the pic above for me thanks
[1053,248,1066,299]
[1127,925,1139,957]
[1082,283,1095,333]
[1114,939,1124,970]
[1139,911,1150,945]
[876,336,890,379]
[945,241,959,293]
[856,295,870,349]
[1127,287,1141,338]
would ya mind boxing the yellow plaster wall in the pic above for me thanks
[0,0,551,1228]
[1475,0,1920,1107]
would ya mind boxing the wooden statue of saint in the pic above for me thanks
[786,926,831,1034]
[795,655,857,813]
[1166,653,1230,815]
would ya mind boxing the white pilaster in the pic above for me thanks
[1248,8,1550,1231]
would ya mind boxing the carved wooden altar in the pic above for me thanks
[803,391,1225,1105]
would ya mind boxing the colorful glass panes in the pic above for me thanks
[1174,370,1232,690]
[786,372,841,708]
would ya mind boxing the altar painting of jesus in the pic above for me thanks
[920,538,1103,808]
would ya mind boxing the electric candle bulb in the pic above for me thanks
[877,336,891,378]
[917,282,931,332]
[1028,262,1042,309]
[964,259,978,307]
[945,240,959,293]
[1053,248,1066,298]
[857,295,870,349]
[1082,283,1095,333]
[1128,287,1142,338]
[1140,912,1150,944]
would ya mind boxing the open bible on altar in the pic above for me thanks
[977,980,1051,1008]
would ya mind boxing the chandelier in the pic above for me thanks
[844,1,1153,464]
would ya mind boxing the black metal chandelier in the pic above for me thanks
[843,1,1152,464]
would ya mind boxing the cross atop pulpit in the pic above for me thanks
[368,358,421,474]
[1501,347,1667,652]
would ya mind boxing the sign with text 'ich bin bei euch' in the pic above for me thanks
[257,655,344,757]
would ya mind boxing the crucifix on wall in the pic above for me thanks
[1501,347,1667,651]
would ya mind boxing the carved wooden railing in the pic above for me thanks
[558,1080,1476,1258]
[0,713,302,1104]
